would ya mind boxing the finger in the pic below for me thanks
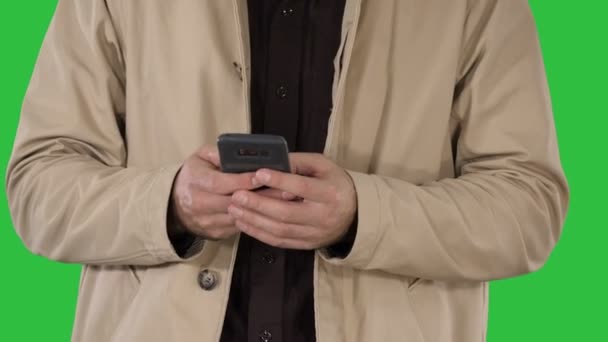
[191,192,233,214]
[197,225,239,241]
[198,147,221,168]
[254,169,332,202]
[231,190,315,225]
[289,153,332,177]
[227,204,317,241]
[254,188,298,201]
[193,213,236,230]
[193,169,259,195]
[234,219,316,250]
[195,145,219,163]
[281,192,298,201]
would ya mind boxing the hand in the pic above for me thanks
[169,145,260,240]
[226,153,357,250]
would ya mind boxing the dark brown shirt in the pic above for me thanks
[219,1,346,341]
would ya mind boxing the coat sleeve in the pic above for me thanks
[5,0,204,265]
[320,0,569,282]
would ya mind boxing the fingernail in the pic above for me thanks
[256,170,271,183]
[233,193,247,205]
[228,205,243,217]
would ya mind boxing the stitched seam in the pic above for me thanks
[144,167,167,263]
[361,174,383,269]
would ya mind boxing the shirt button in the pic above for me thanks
[197,269,218,291]
[259,329,273,342]
[261,251,276,264]
[275,85,289,99]
[281,8,294,16]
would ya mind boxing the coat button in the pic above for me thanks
[259,329,272,341]
[198,269,217,291]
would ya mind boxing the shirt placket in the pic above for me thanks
[259,0,306,151]
[246,1,308,342]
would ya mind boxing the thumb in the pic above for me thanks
[196,145,221,168]
[289,153,331,177]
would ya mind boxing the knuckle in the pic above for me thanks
[176,191,194,212]
[183,178,196,196]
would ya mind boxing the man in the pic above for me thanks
[6,0,569,341]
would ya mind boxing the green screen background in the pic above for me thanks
[1,1,606,341]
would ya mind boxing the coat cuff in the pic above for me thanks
[319,170,381,268]
[145,163,205,263]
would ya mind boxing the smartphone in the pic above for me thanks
[217,133,291,174]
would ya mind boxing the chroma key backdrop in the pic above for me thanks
[1,1,606,341]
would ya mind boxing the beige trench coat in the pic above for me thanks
[6,0,569,341]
